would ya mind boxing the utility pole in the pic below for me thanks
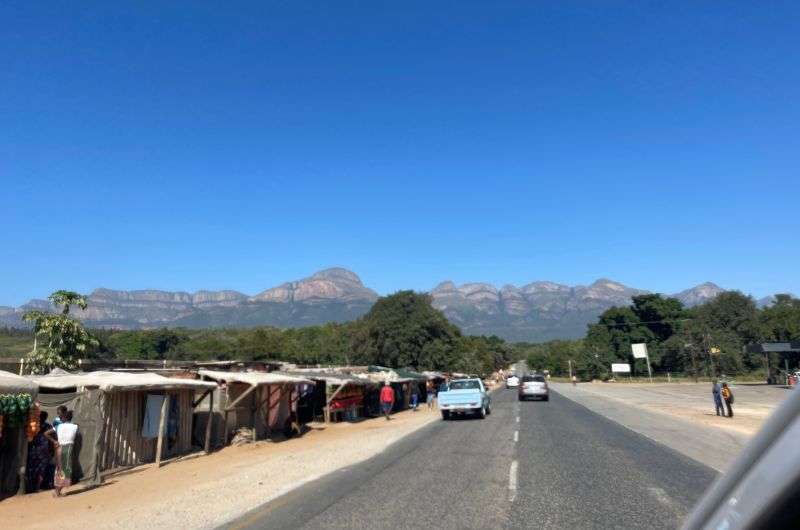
[568,359,573,380]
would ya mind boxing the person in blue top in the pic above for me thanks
[712,380,724,416]
[52,405,68,431]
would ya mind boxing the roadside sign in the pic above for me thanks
[632,343,648,359]
[611,363,631,373]
[631,343,654,383]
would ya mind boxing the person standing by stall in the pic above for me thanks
[51,410,78,497]
[380,382,395,421]
[27,410,54,492]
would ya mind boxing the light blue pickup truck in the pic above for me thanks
[437,378,491,420]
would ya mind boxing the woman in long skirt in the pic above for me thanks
[52,410,78,497]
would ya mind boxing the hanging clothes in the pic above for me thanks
[142,394,166,438]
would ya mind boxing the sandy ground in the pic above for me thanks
[1,407,440,529]
[566,382,791,437]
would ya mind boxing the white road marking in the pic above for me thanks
[515,415,520,423]
[508,460,518,502]
[513,431,519,442]
[647,487,678,511]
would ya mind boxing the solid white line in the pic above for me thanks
[513,431,519,442]
[508,460,519,501]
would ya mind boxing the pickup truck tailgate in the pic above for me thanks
[438,389,482,407]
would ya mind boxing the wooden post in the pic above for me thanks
[154,394,169,468]
[266,385,273,438]
[17,427,28,495]
[204,392,214,454]
[222,385,230,446]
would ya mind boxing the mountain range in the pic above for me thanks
[0,267,771,342]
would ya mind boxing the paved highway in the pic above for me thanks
[225,376,717,530]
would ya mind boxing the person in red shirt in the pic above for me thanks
[379,381,395,420]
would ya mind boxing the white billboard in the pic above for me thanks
[611,363,631,373]
[632,343,648,359]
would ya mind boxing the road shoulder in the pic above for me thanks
[550,383,747,472]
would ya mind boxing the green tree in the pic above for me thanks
[22,290,98,374]
[353,291,461,370]
[760,294,800,342]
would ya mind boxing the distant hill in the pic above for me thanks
[1,269,783,341]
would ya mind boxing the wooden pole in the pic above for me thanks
[154,394,169,468]
[222,385,230,446]
[17,427,28,495]
[204,392,214,454]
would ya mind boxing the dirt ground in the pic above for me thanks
[0,407,440,529]
[569,382,792,437]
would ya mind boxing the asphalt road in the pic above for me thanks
[224,384,717,530]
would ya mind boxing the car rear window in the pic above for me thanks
[522,375,546,382]
[449,380,480,390]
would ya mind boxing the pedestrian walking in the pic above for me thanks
[50,410,78,497]
[426,380,436,411]
[380,381,395,421]
[410,383,419,411]
[721,382,734,418]
[712,380,724,416]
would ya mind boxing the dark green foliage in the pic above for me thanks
[522,292,800,380]
[353,291,462,370]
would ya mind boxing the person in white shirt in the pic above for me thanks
[51,410,77,497]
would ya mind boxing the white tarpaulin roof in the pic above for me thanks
[30,370,216,391]
[283,370,371,387]
[0,369,38,395]
[197,369,314,386]
[360,371,413,384]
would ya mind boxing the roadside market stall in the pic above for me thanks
[196,370,314,446]
[367,366,428,411]
[29,370,216,485]
[0,371,38,499]
[286,370,377,423]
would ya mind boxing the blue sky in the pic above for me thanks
[2,2,798,305]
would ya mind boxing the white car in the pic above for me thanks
[506,375,520,388]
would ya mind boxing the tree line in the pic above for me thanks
[520,292,800,380]
[9,289,513,376]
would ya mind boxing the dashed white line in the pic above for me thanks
[508,460,519,501]
[513,430,519,442]
[515,415,520,423]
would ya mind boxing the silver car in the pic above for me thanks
[518,374,549,401]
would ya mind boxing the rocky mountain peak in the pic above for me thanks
[588,278,628,292]
[309,267,364,286]
[251,268,378,304]
[431,281,457,293]
[673,282,725,307]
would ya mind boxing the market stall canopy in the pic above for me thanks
[0,369,38,395]
[284,370,374,387]
[197,369,314,386]
[29,370,216,392]
[360,372,413,384]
